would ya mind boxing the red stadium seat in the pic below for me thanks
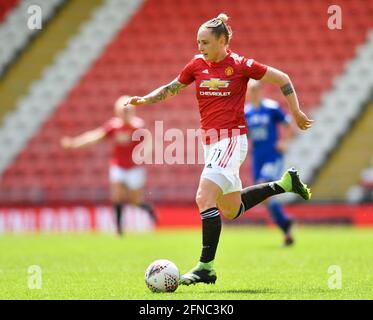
[0,0,19,22]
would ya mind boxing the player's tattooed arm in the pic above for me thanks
[261,66,313,130]
[143,79,188,104]
[281,83,294,96]
[124,79,188,107]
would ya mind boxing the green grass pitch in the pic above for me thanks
[0,226,372,300]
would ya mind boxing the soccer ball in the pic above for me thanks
[144,259,179,293]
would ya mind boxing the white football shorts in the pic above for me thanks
[109,165,146,190]
[201,134,248,194]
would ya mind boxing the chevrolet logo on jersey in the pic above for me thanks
[200,78,230,90]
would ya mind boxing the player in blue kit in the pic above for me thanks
[245,80,296,246]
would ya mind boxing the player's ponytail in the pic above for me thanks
[216,13,229,24]
[202,13,233,44]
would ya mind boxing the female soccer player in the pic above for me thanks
[61,96,157,236]
[124,14,313,285]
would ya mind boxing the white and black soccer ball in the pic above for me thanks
[144,259,179,293]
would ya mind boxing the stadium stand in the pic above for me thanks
[345,101,373,203]
[0,0,64,76]
[347,166,373,204]
[0,0,145,204]
[360,163,373,202]
[1,0,373,206]
[0,0,105,123]
[312,100,373,201]
[0,0,18,22]
[285,28,373,194]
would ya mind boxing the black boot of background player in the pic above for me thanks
[139,203,158,224]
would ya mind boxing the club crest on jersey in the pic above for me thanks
[225,66,234,76]
[200,78,230,90]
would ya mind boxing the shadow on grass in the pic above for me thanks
[205,288,275,294]
[151,288,276,296]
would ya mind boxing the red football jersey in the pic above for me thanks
[102,116,144,169]
[178,50,267,144]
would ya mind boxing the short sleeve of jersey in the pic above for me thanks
[242,58,268,80]
[102,118,116,136]
[177,59,196,85]
[131,116,145,130]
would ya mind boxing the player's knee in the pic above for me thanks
[195,193,216,212]
[128,193,140,205]
[111,190,123,204]
[111,195,122,204]
[221,208,239,220]
[217,198,242,220]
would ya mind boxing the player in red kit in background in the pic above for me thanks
[124,14,313,285]
[61,96,157,236]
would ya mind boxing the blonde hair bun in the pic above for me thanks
[217,13,229,23]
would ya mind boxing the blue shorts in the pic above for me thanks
[253,156,284,183]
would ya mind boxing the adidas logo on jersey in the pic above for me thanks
[202,69,209,74]
[246,59,254,67]
[206,163,212,168]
